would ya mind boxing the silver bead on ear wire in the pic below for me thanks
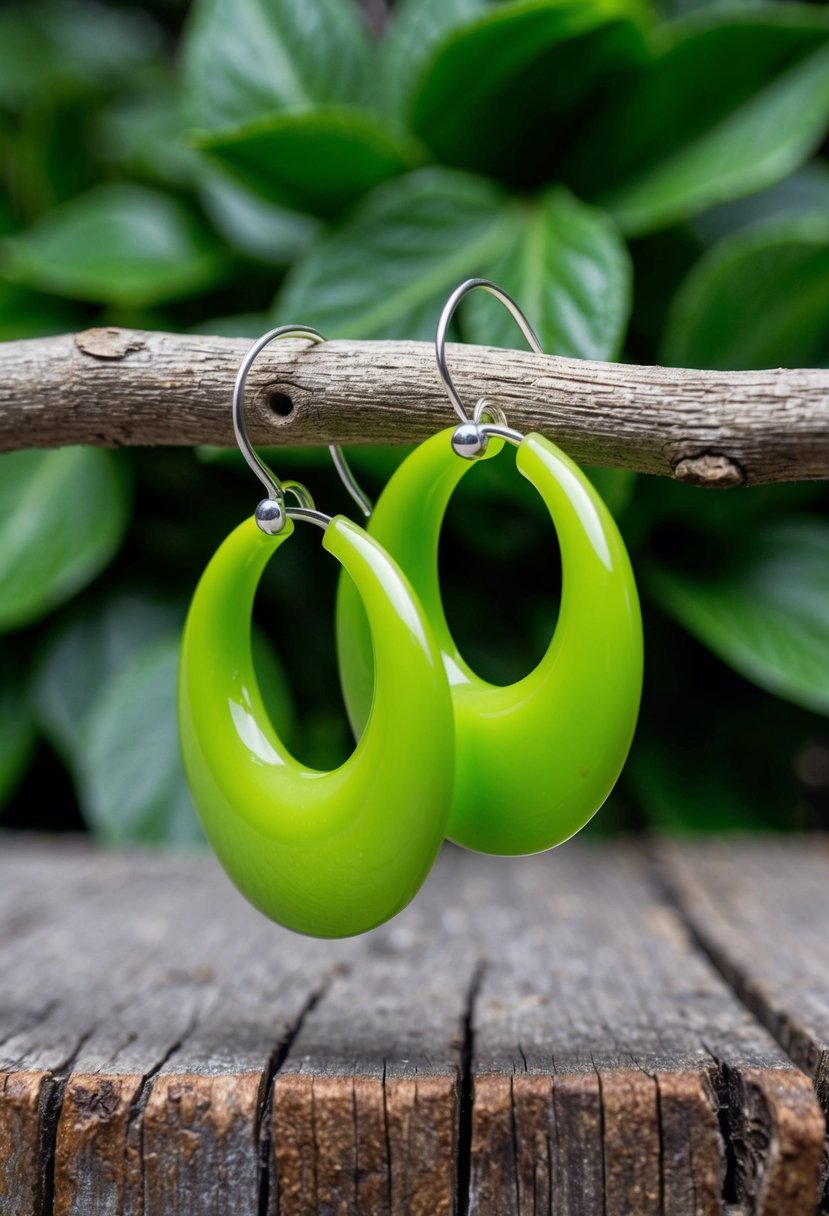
[233,326,372,533]
[435,278,542,457]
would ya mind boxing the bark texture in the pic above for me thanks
[1,328,828,484]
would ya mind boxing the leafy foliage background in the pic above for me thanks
[1,0,828,843]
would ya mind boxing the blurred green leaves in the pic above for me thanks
[0,0,828,841]
[578,6,829,233]
[663,215,829,369]
[649,517,829,717]
[79,634,202,845]
[0,448,130,633]
[183,0,377,128]
[0,0,161,109]
[31,591,181,762]
[1,184,228,306]
[183,0,419,214]
[0,657,36,806]
[277,170,513,338]
[29,586,294,844]
[379,0,490,116]
[278,171,631,357]
[462,187,631,360]
[405,0,650,183]
[195,110,423,217]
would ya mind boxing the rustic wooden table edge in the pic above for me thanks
[1,833,828,1216]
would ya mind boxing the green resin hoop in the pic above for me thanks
[179,514,454,937]
[336,429,643,857]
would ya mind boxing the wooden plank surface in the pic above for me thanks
[656,836,829,1209]
[467,847,824,1216]
[0,834,827,1216]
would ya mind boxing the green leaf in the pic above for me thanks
[693,160,829,245]
[79,634,202,846]
[628,734,764,833]
[630,474,826,538]
[0,0,162,109]
[0,655,36,810]
[462,186,631,359]
[576,6,829,235]
[277,169,513,338]
[95,71,200,188]
[195,109,423,217]
[379,0,491,117]
[0,279,84,340]
[276,171,631,359]
[407,0,650,183]
[1,185,228,307]
[31,591,181,765]
[627,611,825,833]
[191,313,271,338]
[182,0,376,129]
[583,467,637,517]
[251,629,295,744]
[0,448,131,634]
[662,215,829,369]
[197,167,321,265]
[648,516,829,716]
[78,625,294,846]
[628,725,796,833]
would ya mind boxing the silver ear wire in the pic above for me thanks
[233,326,372,532]
[435,278,542,457]
[328,445,373,520]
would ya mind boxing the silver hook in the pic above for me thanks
[328,445,373,520]
[435,278,543,458]
[233,325,372,533]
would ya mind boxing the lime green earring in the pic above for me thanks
[337,280,643,857]
[178,327,454,938]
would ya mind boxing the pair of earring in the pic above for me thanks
[178,280,643,938]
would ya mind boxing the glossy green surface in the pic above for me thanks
[179,515,454,937]
[337,430,643,856]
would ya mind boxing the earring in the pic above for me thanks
[336,280,643,856]
[178,326,454,937]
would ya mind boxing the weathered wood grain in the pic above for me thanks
[0,847,347,1216]
[467,846,824,1216]
[0,836,826,1216]
[273,851,484,1216]
[1,329,828,484]
[0,836,119,947]
[656,836,829,1207]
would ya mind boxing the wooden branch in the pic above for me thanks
[1,327,828,485]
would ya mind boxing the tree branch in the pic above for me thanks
[1,327,828,485]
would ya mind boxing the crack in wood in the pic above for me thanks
[705,1050,740,1206]
[256,985,328,1216]
[591,1055,609,1216]
[38,1028,94,1216]
[651,842,828,1214]
[457,962,484,1216]
[124,1013,199,1216]
[381,1059,395,1215]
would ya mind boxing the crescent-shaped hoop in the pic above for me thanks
[336,429,643,856]
[179,514,454,936]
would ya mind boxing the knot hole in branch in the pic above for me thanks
[267,390,294,419]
